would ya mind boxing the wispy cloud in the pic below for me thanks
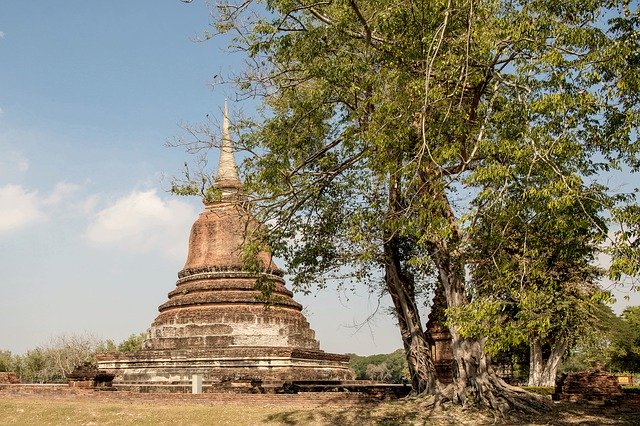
[0,184,46,234]
[0,31,4,39]
[43,182,82,206]
[84,189,196,260]
[0,180,92,236]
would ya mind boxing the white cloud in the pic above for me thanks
[85,189,197,260]
[0,184,46,234]
[80,194,99,215]
[0,31,4,39]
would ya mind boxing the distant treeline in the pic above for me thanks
[0,332,146,383]
[347,348,409,383]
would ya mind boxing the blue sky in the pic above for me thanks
[0,2,402,356]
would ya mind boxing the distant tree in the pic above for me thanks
[611,205,640,284]
[97,339,118,353]
[609,306,640,372]
[348,349,409,383]
[366,363,391,382]
[117,332,148,353]
[18,348,53,383]
[46,334,103,379]
[14,333,104,383]
[0,350,15,372]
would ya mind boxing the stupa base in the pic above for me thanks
[96,346,354,392]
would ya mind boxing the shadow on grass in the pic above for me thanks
[263,405,421,426]
[263,400,640,426]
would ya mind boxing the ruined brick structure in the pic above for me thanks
[425,284,454,384]
[553,367,624,404]
[0,372,20,384]
[66,362,114,389]
[97,104,353,390]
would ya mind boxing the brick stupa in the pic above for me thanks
[97,104,354,391]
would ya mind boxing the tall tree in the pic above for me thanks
[177,0,639,412]
[452,191,610,386]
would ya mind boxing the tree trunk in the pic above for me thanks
[384,240,439,394]
[384,171,439,394]
[529,338,568,387]
[528,338,544,386]
[433,249,549,413]
[540,339,567,387]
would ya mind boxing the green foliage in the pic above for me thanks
[3,332,148,383]
[185,0,640,402]
[610,205,640,283]
[116,332,148,353]
[18,348,55,383]
[608,306,640,372]
[16,334,105,383]
[97,339,118,353]
[347,349,409,383]
[196,0,640,306]
[0,350,18,373]
[562,305,640,373]
[169,160,223,204]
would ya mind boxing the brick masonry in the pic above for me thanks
[97,133,354,389]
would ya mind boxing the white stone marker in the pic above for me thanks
[192,374,203,394]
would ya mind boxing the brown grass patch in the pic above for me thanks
[1,388,639,425]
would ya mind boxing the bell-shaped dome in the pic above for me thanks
[97,102,354,387]
[144,101,320,351]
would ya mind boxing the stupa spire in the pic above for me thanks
[215,100,241,186]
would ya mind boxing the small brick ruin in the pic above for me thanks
[66,362,115,389]
[97,104,353,391]
[0,372,20,384]
[425,284,454,384]
[553,367,624,404]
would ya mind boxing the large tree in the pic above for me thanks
[452,190,611,387]
[178,0,639,412]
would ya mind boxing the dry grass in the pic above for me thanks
[1,390,638,425]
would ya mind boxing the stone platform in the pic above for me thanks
[96,346,353,387]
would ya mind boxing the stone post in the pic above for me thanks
[192,374,203,394]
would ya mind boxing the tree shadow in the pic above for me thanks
[263,404,421,426]
[262,400,640,426]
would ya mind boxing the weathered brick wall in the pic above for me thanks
[96,173,355,388]
[554,369,623,403]
[0,372,20,384]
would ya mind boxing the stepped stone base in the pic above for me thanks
[96,347,354,391]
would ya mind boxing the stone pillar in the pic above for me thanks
[192,374,203,394]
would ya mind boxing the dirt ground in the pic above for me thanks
[1,385,639,425]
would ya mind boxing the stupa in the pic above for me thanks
[97,104,354,391]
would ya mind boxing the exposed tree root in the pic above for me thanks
[415,381,551,417]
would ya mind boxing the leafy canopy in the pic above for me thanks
[190,0,640,300]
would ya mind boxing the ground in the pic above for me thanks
[0,386,638,425]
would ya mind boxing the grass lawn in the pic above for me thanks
[1,395,322,425]
[1,391,639,425]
